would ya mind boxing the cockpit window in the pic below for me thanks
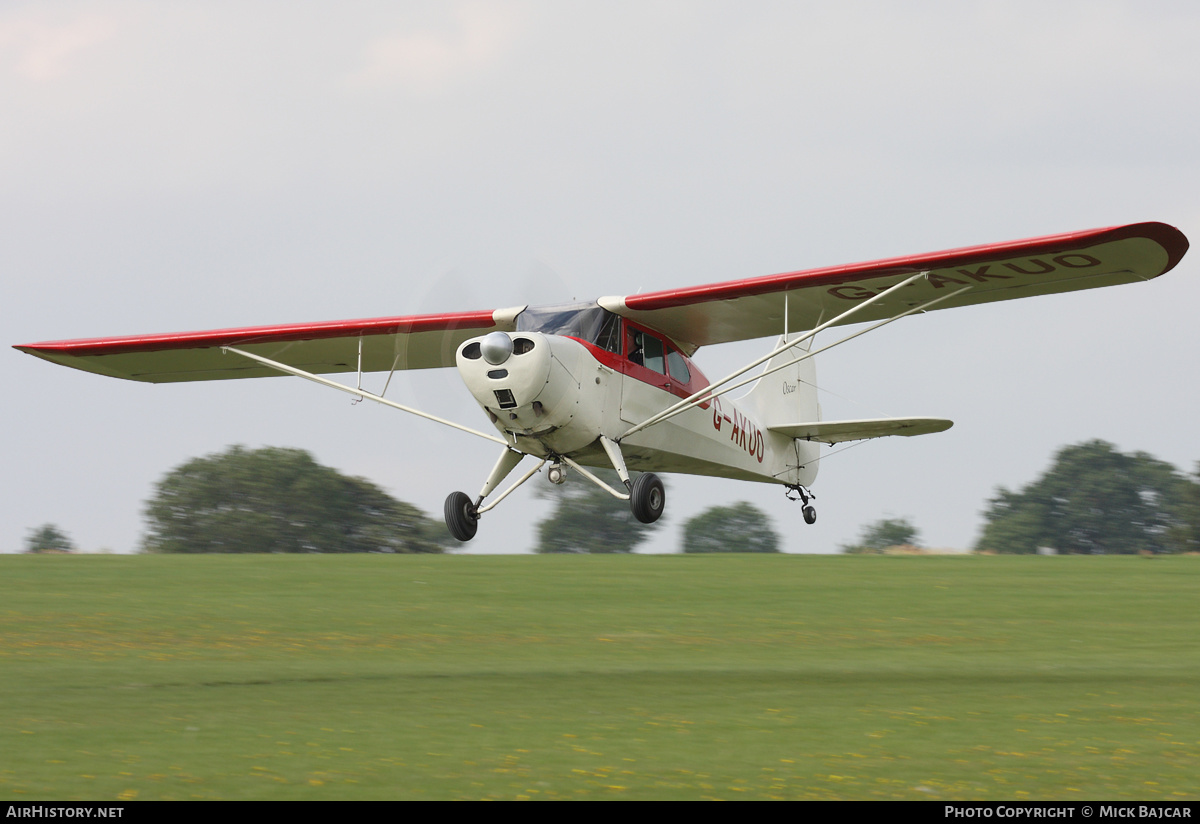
[594,311,622,353]
[667,349,691,384]
[643,335,665,374]
[629,329,665,374]
[515,303,622,353]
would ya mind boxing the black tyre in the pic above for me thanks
[444,491,478,542]
[629,472,665,524]
[802,505,817,525]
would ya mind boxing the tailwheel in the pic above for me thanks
[786,483,817,525]
[444,491,479,542]
[629,472,665,524]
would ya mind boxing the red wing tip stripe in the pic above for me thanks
[14,310,498,357]
[624,222,1188,311]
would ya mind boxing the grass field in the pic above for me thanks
[1,554,1198,800]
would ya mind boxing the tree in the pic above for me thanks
[840,517,919,554]
[535,469,664,553]
[975,440,1196,554]
[1166,462,1200,554]
[680,502,780,553]
[142,445,449,553]
[25,524,75,554]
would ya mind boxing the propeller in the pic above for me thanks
[398,254,586,427]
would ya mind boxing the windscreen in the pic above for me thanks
[516,303,622,353]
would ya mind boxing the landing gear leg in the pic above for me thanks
[786,484,818,525]
[444,448,544,542]
[598,436,664,524]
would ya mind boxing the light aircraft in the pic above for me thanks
[16,222,1188,541]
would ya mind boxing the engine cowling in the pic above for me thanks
[456,331,607,455]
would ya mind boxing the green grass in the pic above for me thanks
[1,554,1198,800]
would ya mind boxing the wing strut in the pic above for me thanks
[221,346,508,446]
[621,276,971,439]
[620,272,923,438]
[710,284,973,410]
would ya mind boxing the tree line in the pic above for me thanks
[842,440,1200,555]
[976,440,1199,554]
[26,445,783,554]
[27,439,1200,554]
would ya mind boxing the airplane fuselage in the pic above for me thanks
[456,325,817,488]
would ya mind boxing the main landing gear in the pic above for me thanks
[629,472,665,524]
[444,491,479,542]
[442,438,665,542]
[786,484,817,525]
[443,448,546,543]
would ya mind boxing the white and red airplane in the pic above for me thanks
[15,222,1188,541]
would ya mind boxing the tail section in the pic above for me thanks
[740,334,822,488]
[741,334,820,428]
[735,334,952,495]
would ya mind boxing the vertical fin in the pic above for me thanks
[741,333,821,488]
[742,334,819,428]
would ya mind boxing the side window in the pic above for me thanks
[667,349,691,385]
[628,329,665,374]
[642,335,665,374]
[627,328,644,366]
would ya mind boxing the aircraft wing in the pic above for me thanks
[15,307,526,383]
[600,222,1188,350]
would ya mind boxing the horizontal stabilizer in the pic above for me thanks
[768,417,953,445]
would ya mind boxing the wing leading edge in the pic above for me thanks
[15,307,526,383]
[600,222,1188,350]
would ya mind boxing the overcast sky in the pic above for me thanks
[4,1,1199,555]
